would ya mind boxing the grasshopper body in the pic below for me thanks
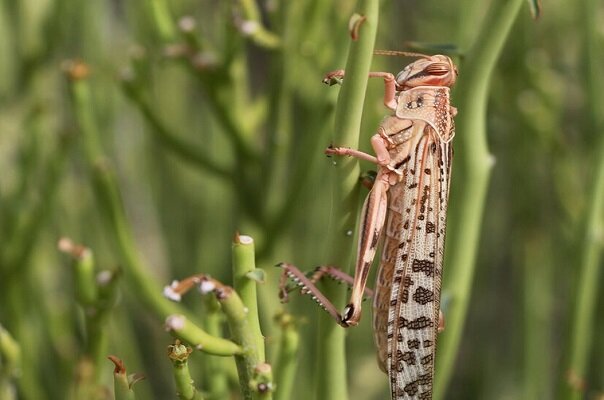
[280,54,457,399]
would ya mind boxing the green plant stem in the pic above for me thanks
[4,105,43,232]
[434,0,525,398]
[201,296,229,398]
[3,131,71,279]
[236,0,280,48]
[121,78,232,179]
[316,1,379,399]
[0,325,21,400]
[251,363,274,399]
[169,342,204,400]
[66,64,241,357]
[109,356,137,400]
[86,268,121,376]
[273,314,299,400]
[191,67,258,164]
[523,237,553,400]
[565,0,604,396]
[66,244,98,306]
[147,0,176,42]
[232,234,265,360]
[212,283,269,399]
[165,314,241,356]
[61,242,117,375]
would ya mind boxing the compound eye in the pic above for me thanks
[425,63,450,76]
[395,69,408,84]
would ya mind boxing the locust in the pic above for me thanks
[279,52,457,399]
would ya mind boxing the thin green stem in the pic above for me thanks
[121,77,232,179]
[191,66,258,164]
[236,0,280,48]
[201,296,229,398]
[565,0,604,396]
[523,237,553,400]
[147,0,176,42]
[108,356,138,400]
[66,62,241,357]
[165,314,242,356]
[316,1,379,399]
[5,105,43,230]
[58,239,120,377]
[434,1,525,398]
[168,342,204,400]
[60,240,97,306]
[3,130,71,279]
[0,325,20,400]
[273,313,299,400]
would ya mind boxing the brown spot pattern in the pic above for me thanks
[400,316,433,330]
[413,286,435,305]
[412,259,435,277]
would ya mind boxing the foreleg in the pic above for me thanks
[323,70,398,110]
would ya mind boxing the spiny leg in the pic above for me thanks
[278,263,345,325]
[278,263,445,332]
[277,263,374,326]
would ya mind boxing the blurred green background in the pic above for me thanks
[0,0,602,399]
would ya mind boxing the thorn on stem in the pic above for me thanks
[107,355,126,375]
[348,13,367,41]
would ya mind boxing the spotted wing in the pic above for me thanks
[374,85,453,400]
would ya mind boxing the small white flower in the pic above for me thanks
[178,16,196,32]
[165,314,186,331]
[240,20,259,35]
[163,281,182,302]
[198,279,216,294]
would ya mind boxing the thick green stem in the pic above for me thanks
[434,0,525,398]
[565,0,604,396]
[316,1,379,399]
[208,280,270,400]
[250,363,274,399]
[232,234,266,360]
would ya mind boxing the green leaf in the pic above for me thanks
[245,269,266,283]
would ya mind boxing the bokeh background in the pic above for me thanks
[0,0,602,399]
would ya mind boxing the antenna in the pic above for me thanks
[373,50,430,59]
